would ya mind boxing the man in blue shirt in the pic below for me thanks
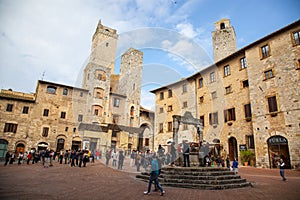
[144,153,165,196]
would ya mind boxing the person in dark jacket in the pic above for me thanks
[4,152,10,166]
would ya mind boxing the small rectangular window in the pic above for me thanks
[65,127,69,132]
[268,96,278,113]
[159,123,163,133]
[244,104,252,120]
[160,92,164,100]
[159,107,164,113]
[225,86,232,94]
[264,69,274,80]
[261,44,270,59]
[43,109,49,117]
[200,115,204,127]
[199,96,204,103]
[224,108,236,122]
[4,123,18,133]
[210,72,216,83]
[240,57,247,69]
[80,92,83,97]
[42,127,49,137]
[113,98,120,107]
[78,114,83,122]
[224,65,230,77]
[182,83,187,93]
[167,105,173,112]
[168,89,172,98]
[168,122,172,132]
[209,112,218,125]
[292,30,300,45]
[6,104,13,112]
[183,101,188,108]
[247,135,255,149]
[22,106,29,114]
[242,80,249,88]
[61,112,66,119]
[199,78,203,88]
[211,91,217,99]
[73,128,76,133]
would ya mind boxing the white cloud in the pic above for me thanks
[0,0,211,108]
[176,22,198,38]
[140,89,155,111]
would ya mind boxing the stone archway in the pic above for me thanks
[267,135,291,169]
[138,123,153,151]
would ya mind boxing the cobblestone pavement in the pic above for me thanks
[0,157,300,200]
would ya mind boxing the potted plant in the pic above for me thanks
[240,150,254,166]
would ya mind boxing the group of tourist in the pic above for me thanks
[3,149,99,168]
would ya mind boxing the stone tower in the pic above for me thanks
[212,19,237,62]
[82,20,118,124]
[89,20,118,72]
[118,48,143,127]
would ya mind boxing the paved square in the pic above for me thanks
[1,158,300,200]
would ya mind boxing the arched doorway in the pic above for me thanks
[138,124,152,151]
[15,143,25,155]
[0,139,8,160]
[228,137,238,161]
[267,135,291,169]
[56,138,65,152]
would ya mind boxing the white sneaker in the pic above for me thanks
[144,191,150,195]
[161,191,165,196]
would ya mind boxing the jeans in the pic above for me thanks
[147,173,163,193]
[183,154,190,167]
[280,169,286,180]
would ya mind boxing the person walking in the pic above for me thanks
[279,158,287,181]
[232,158,238,174]
[144,153,165,196]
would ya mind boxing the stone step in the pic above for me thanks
[162,182,252,190]
[136,167,252,190]
[163,177,247,185]
[161,174,242,180]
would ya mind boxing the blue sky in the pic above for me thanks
[0,0,299,110]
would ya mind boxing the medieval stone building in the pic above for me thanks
[151,19,300,169]
[0,20,154,158]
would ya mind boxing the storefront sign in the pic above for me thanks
[267,136,287,145]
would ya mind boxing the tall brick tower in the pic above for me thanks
[82,20,118,124]
[212,19,237,62]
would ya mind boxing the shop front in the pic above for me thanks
[268,135,291,169]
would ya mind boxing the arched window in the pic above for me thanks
[94,87,104,99]
[130,106,134,116]
[47,86,57,94]
[220,22,225,29]
[92,105,103,116]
